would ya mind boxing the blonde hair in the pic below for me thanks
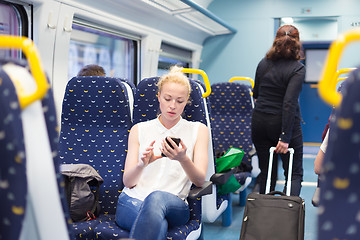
[156,66,192,96]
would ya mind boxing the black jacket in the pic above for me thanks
[253,57,305,143]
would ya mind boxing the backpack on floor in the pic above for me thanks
[61,164,104,222]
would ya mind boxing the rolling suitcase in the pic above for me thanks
[240,147,305,240]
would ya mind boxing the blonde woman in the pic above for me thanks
[115,66,209,240]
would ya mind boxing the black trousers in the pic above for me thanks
[251,110,303,196]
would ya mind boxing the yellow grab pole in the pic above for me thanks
[228,76,254,89]
[0,36,49,109]
[318,29,360,107]
[182,68,211,98]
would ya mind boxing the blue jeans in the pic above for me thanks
[115,191,190,240]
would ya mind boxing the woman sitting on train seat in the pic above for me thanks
[77,64,106,76]
[251,25,305,196]
[115,66,209,240]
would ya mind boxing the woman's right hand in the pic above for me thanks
[275,140,289,154]
[139,140,161,167]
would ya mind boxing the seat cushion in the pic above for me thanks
[94,215,130,240]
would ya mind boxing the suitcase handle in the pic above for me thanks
[266,147,294,196]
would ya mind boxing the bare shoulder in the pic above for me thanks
[197,122,209,138]
[128,123,139,138]
[130,123,139,131]
[198,122,208,131]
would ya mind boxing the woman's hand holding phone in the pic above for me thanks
[161,137,183,158]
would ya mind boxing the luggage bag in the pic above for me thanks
[240,147,305,240]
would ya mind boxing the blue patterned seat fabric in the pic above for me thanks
[209,82,254,166]
[318,68,360,240]
[59,76,134,240]
[208,82,254,208]
[0,65,27,240]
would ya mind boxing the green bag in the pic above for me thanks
[218,175,242,195]
[215,147,244,173]
[215,147,244,195]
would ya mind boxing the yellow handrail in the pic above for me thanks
[228,76,254,89]
[318,28,360,107]
[0,36,49,109]
[182,68,211,98]
[335,68,356,83]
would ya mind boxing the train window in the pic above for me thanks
[158,42,191,75]
[305,48,329,82]
[69,22,139,83]
[0,2,28,59]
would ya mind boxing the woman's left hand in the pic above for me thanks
[161,137,188,162]
[275,140,289,154]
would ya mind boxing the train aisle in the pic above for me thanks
[203,145,319,240]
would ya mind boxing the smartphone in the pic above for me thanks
[161,137,181,157]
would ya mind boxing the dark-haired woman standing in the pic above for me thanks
[251,25,305,196]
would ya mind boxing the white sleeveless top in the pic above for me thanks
[123,116,201,201]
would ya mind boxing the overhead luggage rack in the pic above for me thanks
[141,0,237,35]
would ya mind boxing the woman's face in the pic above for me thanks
[158,82,189,122]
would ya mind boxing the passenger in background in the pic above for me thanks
[251,25,305,196]
[312,79,348,206]
[312,128,328,206]
[314,128,329,175]
[115,66,209,240]
[77,64,106,76]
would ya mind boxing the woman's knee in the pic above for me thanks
[143,191,169,210]
[115,193,142,230]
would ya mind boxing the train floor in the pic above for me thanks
[203,145,319,240]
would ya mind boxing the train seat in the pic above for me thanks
[209,82,257,205]
[0,62,28,240]
[0,60,70,240]
[58,76,134,239]
[318,68,360,240]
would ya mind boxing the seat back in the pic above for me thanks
[0,63,27,240]
[59,76,134,215]
[318,68,360,239]
[209,82,254,167]
[0,60,70,240]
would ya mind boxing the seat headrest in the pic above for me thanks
[210,82,253,115]
[61,76,133,128]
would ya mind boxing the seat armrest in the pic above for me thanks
[248,148,257,158]
[210,168,235,185]
[188,181,213,199]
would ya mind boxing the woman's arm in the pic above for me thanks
[314,149,325,175]
[314,129,329,174]
[181,124,209,187]
[123,124,142,188]
[280,63,305,144]
[123,124,161,188]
